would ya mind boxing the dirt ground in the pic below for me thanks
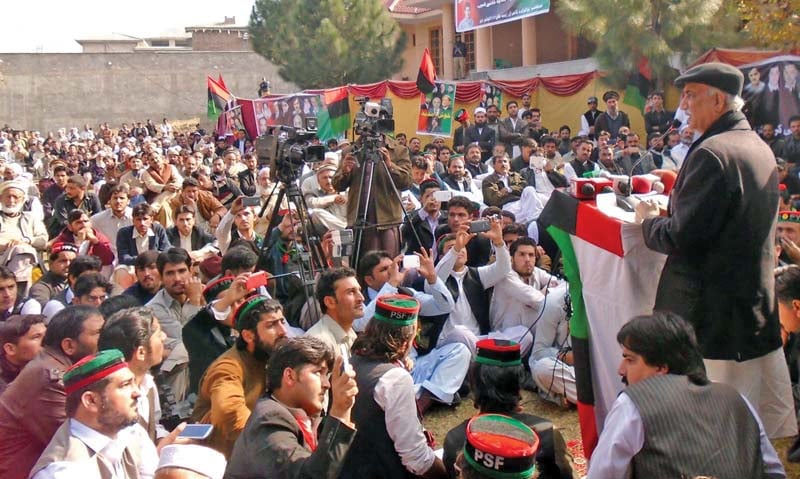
[423,390,800,478]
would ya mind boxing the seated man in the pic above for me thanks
[191,296,288,458]
[117,203,172,266]
[42,256,103,319]
[165,177,227,234]
[490,238,568,355]
[615,132,655,176]
[122,250,162,305]
[0,306,104,479]
[434,196,492,268]
[402,179,446,255]
[89,183,133,259]
[29,243,78,307]
[357,250,469,413]
[0,180,48,291]
[433,219,509,353]
[443,339,572,478]
[30,349,158,478]
[340,295,448,479]
[216,197,263,255]
[588,312,785,478]
[166,205,217,264]
[51,210,115,269]
[98,307,168,443]
[530,289,577,406]
[0,314,46,393]
[225,337,357,478]
[482,154,545,224]
[303,164,348,232]
[0,265,41,317]
[49,174,103,239]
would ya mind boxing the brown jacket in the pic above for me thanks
[29,419,142,479]
[190,346,268,458]
[332,136,412,228]
[481,171,528,207]
[0,347,72,479]
[158,189,225,227]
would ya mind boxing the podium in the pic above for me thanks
[538,190,667,457]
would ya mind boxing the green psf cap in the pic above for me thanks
[779,211,800,224]
[63,349,127,396]
[475,339,522,367]
[464,414,540,479]
[373,294,420,326]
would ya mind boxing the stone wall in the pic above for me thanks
[0,51,295,132]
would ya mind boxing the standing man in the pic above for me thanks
[499,101,526,158]
[464,107,496,162]
[593,91,631,140]
[588,313,785,478]
[453,34,467,80]
[637,62,797,439]
[579,96,602,138]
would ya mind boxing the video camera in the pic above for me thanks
[353,96,395,138]
[255,118,326,183]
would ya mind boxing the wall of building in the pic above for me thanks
[397,20,441,81]
[492,21,523,68]
[191,30,252,52]
[0,51,295,132]
[79,42,139,54]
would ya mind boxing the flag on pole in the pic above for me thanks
[317,87,351,140]
[416,48,437,94]
[623,57,653,114]
[217,74,228,92]
[207,76,232,121]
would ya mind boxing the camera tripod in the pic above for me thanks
[256,177,326,323]
[350,134,423,267]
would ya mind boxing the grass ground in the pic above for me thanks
[423,390,800,478]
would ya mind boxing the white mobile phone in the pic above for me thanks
[178,424,214,440]
[403,255,421,270]
[433,190,453,202]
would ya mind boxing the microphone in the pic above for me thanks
[625,119,682,194]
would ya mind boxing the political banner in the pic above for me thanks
[455,0,551,33]
[480,83,502,110]
[740,55,800,136]
[253,94,321,136]
[417,82,457,137]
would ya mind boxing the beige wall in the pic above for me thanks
[79,42,138,53]
[397,20,443,80]
[0,51,294,132]
[191,31,252,52]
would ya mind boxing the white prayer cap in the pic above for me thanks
[156,445,226,479]
[0,179,28,196]
[474,107,487,115]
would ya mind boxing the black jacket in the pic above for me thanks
[402,210,446,255]
[464,124,496,161]
[237,169,258,197]
[182,307,235,396]
[643,111,782,361]
[166,226,215,252]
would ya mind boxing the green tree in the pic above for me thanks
[250,0,407,90]
[556,0,743,87]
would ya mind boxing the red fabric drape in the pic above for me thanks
[347,81,388,98]
[236,98,258,140]
[688,48,796,68]
[386,80,423,99]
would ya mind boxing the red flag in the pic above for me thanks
[217,74,229,91]
[416,48,436,94]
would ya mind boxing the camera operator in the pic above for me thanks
[333,135,411,258]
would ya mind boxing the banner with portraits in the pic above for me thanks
[455,0,551,33]
[253,94,322,136]
[479,83,503,110]
[740,55,800,136]
[417,82,457,137]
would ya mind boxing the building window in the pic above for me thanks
[463,31,475,73]
[429,28,442,73]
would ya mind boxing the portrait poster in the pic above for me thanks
[417,82,457,137]
[455,0,550,33]
[739,55,800,136]
[253,94,320,135]
[480,83,502,110]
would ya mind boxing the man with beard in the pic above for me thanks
[0,305,105,479]
[786,115,800,166]
[191,296,288,458]
[464,108,496,162]
[304,164,348,232]
[0,181,49,291]
[237,153,259,197]
[49,174,102,239]
[669,126,694,168]
[210,156,243,208]
[225,337,357,479]
[594,90,631,140]
[464,143,489,179]
[30,349,159,479]
[761,123,786,158]
[306,268,363,355]
[122,251,162,305]
[99,308,168,443]
[563,138,598,181]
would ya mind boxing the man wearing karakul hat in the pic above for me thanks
[636,61,797,439]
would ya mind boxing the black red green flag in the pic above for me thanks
[318,86,351,140]
[207,76,232,121]
[623,57,653,114]
[416,48,437,94]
